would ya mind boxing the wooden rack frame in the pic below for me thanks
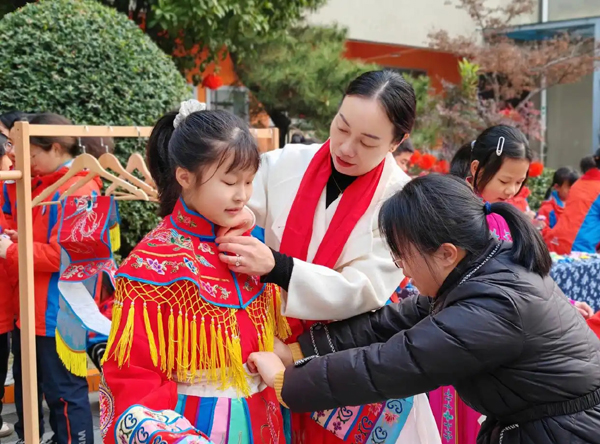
[5,121,279,443]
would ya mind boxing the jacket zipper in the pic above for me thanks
[499,424,519,444]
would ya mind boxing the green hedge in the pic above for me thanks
[0,0,190,256]
[528,169,554,212]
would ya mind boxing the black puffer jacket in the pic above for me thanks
[282,241,600,444]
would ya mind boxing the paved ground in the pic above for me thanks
[1,392,103,444]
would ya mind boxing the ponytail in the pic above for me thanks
[450,143,473,180]
[488,202,552,276]
[543,187,552,201]
[146,111,179,217]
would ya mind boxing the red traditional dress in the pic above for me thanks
[101,198,289,444]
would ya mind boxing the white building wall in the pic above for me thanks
[306,0,538,47]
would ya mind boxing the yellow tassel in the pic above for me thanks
[273,286,291,340]
[143,302,159,367]
[116,302,135,367]
[103,300,122,363]
[257,331,265,352]
[216,325,228,388]
[231,334,250,397]
[183,312,190,378]
[177,310,184,380]
[199,317,208,367]
[263,317,275,352]
[209,318,218,384]
[157,305,167,372]
[55,331,88,377]
[168,308,175,376]
[190,316,198,382]
[109,223,121,252]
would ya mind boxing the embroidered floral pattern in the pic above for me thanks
[99,375,114,439]
[62,260,116,281]
[442,388,455,442]
[199,281,231,300]
[146,258,165,275]
[383,412,399,425]
[200,243,214,254]
[243,274,260,291]
[183,257,198,275]
[195,254,215,269]
[147,228,193,252]
[176,211,197,228]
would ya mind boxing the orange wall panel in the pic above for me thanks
[344,40,460,91]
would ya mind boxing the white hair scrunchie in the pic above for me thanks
[173,99,207,128]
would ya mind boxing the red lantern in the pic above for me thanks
[410,150,422,165]
[202,74,223,90]
[418,154,437,171]
[528,161,544,178]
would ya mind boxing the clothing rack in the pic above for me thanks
[6,121,279,443]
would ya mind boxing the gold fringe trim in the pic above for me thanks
[102,300,123,364]
[177,310,184,381]
[272,285,291,341]
[157,306,167,372]
[109,223,121,252]
[116,302,135,367]
[190,316,198,382]
[107,281,290,395]
[168,309,175,375]
[55,330,88,377]
[143,302,159,367]
[183,313,190,377]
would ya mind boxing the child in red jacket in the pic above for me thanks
[537,167,579,230]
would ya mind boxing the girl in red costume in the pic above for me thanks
[100,102,289,444]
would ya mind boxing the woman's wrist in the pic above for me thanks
[274,370,288,408]
[288,342,304,363]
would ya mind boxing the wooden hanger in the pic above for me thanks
[100,153,157,199]
[126,153,156,188]
[32,154,149,206]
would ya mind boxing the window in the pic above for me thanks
[206,86,250,121]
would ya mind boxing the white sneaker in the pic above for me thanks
[0,422,12,438]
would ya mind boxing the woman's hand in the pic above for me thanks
[574,301,595,320]
[247,352,286,388]
[0,235,13,259]
[273,338,294,367]
[4,229,17,242]
[216,207,255,238]
[216,236,275,276]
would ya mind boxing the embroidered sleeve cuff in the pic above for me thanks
[289,342,304,363]
[274,371,288,408]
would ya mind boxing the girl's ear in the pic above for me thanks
[470,160,479,179]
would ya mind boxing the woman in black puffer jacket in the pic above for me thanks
[249,174,600,444]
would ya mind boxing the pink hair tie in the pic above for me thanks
[569,298,576,305]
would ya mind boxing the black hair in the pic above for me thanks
[147,109,260,218]
[26,113,80,157]
[0,134,6,158]
[393,138,414,157]
[82,137,115,159]
[595,148,600,170]
[470,125,532,195]
[580,156,595,174]
[450,143,473,179]
[379,174,552,278]
[0,111,28,131]
[343,70,416,144]
[544,167,579,200]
